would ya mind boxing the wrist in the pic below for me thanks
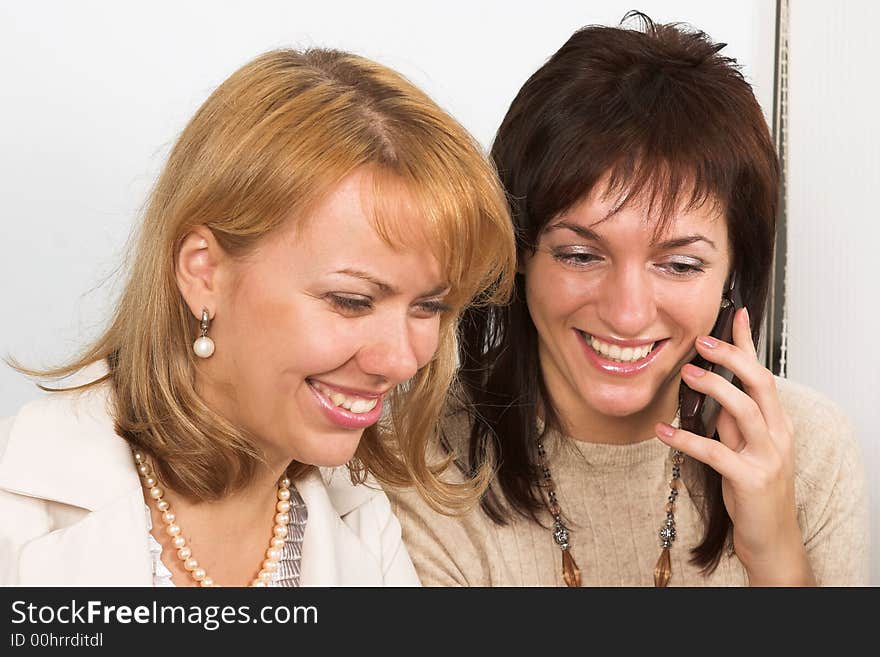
[741,540,816,587]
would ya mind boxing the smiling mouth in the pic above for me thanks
[576,330,666,363]
[307,379,380,415]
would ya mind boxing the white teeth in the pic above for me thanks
[311,381,379,414]
[350,400,369,413]
[584,333,655,363]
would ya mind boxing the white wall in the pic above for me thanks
[0,0,777,414]
[2,0,812,570]
[786,0,880,584]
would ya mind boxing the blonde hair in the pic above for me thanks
[20,49,515,512]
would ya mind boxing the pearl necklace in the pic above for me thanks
[134,451,292,587]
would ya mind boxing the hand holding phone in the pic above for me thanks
[679,271,744,438]
[657,272,809,584]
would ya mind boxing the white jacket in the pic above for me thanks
[0,382,420,586]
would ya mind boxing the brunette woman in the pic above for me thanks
[389,15,868,586]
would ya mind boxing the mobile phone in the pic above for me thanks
[678,271,745,438]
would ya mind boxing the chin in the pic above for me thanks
[581,383,661,419]
[293,430,365,468]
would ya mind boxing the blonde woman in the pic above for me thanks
[0,49,515,586]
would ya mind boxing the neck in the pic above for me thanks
[143,456,294,587]
[544,378,681,446]
[156,457,290,529]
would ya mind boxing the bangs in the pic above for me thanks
[364,164,506,310]
[502,20,770,246]
[535,111,742,241]
[596,152,730,238]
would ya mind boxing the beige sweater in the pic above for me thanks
[389,377,870,586]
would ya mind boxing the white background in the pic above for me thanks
[786,1,880,585]
[3,1,875,583]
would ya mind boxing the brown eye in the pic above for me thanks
[327,294,372,313]
[658,260,705,276]
[413,301,452,318]
[550,248,602,269]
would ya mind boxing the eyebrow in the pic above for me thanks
[654,235,717,250]
[546,221,717,251]
[334,269,449,298]
[545,221,603,242]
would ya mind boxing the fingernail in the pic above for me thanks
[682,363,706,377]
[697,336,719,348]
[656,423,675,438]
[742,306,750,326]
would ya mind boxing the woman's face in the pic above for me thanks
[523,185,732,429]
[193,169,449,467]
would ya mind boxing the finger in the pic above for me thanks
[733,306,758,358]
[694,330,764,392]
[680,363,773,452]
[716,409,747,453]
[730,308,792,448]
[656,422,747,481]
[693,333,788,439]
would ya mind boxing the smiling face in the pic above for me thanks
[523,184,732,441]
[190,168,449,467]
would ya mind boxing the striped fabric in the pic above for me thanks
[146,486,308,587]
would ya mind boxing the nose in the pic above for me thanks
[357,316,421,385]
[595,264,657,337]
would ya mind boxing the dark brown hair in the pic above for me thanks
[459,12,779,573]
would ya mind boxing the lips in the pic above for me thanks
[575,329,668,376]
[306,379,385,430]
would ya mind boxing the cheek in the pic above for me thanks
[224,284,358,377]
[411,318,442,367]
[287,311,370,373]
[525,263,597,325]
[660,282,725,336]
[524,261,559,320]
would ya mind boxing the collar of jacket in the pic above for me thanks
[0,378,134,512]
[0,364,385,586]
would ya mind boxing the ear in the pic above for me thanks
[175,226,224,320]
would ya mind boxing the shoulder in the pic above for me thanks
[774,376,863,487]
[0,415,13,460]
[775,376,852,441]
[0,385,111,478]
[776,376,861,475]
[432,394,477,476]
[0,375,137,514]
[0,364,114,461]
[773,377,869,583]
[385,400,498,586]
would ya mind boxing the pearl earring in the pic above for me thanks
[193,308,215,358]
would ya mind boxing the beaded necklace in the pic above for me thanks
[134,450,293,587]
[535,418,683,587]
